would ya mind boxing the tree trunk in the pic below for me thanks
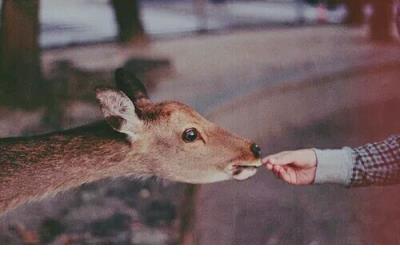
[396,2,400,37]
[369,0,394,42]
[110,0,146,43]
[179,184,199,244]
[344,0,365,26]
[0,0,42,108]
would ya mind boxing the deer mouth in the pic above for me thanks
[230,162,261,181]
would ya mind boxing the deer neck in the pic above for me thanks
[0,121,149,213]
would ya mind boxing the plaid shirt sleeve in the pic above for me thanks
[349,135,400,187]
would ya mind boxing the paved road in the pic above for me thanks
[2,25,400,244]
[196,68,400,244]
[42,26,400,116]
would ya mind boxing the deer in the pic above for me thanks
[0,68,262,214]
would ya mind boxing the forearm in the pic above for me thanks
[314,135,400,187]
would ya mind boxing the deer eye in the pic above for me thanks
[182,128,198,143]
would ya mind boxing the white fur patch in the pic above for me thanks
[232,167,258,181]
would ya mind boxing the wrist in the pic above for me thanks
[312,147,353,186]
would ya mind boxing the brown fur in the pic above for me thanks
[0,122,144,212]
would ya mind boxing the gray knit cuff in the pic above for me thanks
[313,147,354,186]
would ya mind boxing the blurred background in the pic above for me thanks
[0,0,399,244]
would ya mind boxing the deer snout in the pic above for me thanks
[224,141,263,181]
[250,143,262,158]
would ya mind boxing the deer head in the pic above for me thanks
[95,68,262,184]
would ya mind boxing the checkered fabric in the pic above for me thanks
[350,135,400,187]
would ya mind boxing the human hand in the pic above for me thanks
[262,149,317,185]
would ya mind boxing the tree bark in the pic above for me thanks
[396,2,400,37]
[369,0,394,42]
[110,0,146,43]
[344,0,365,26]
[179,184,199,244]
[0,0,42,108]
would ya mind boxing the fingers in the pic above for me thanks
[263,152,296,183]
[262,151,297,166]
[271,164,281,177]
[265,162,274,171]
[271,165,294,184]
[263,149,317,185]
[262,149,316,168]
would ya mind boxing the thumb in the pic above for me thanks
[263,151,298,166]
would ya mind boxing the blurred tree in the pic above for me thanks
[110,0,147,43]
[396,1,400,37]
[344,0,364,26]
[370,0,394,42]
[304,0,319,5]
[305,0,341,9]
[0,0,42,108]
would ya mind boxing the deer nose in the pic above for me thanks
[250,143,261,158]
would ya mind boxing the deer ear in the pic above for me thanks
[115,68,151,109]
[95,87,143,140]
